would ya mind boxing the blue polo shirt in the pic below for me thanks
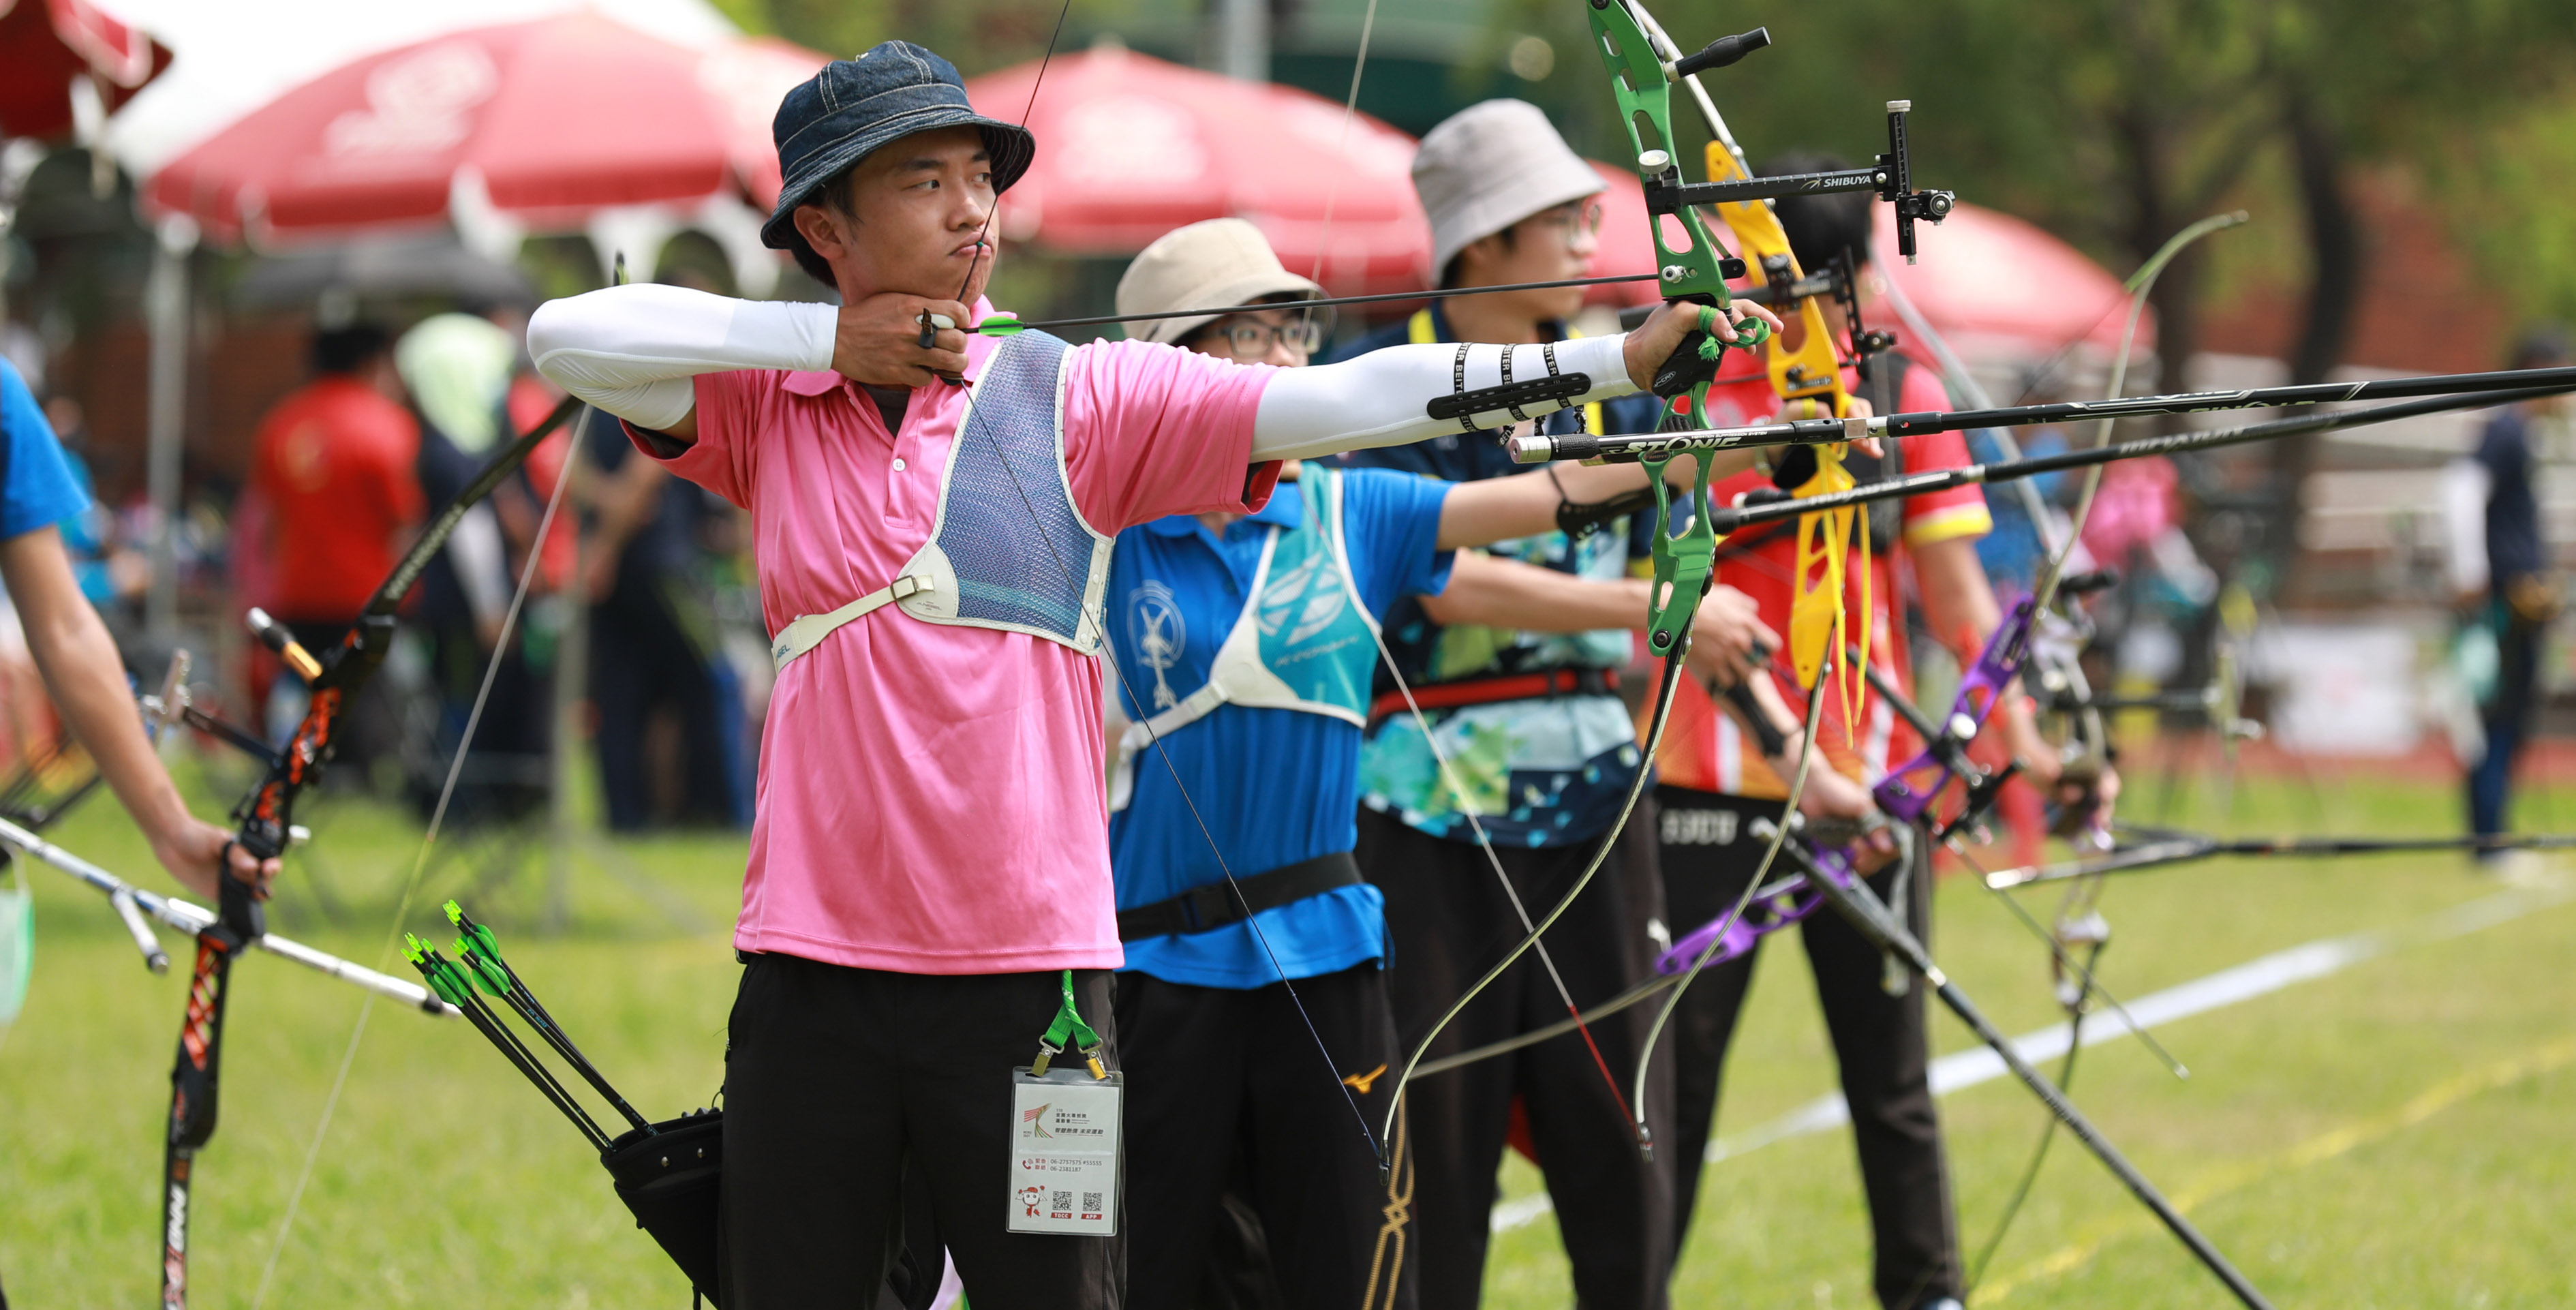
[0,361,91,540]
[1109,467,1454,988]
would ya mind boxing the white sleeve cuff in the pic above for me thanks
[527,284,837,431]
[1250,333,1638,461]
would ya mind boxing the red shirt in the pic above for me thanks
[507,376,577,593]
[1651,358,1990,796]
[251,375,425,621]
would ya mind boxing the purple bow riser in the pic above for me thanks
[1872,597,2036,826]
[1653,840,1868,975]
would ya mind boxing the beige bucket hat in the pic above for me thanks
[1116,219,1324,345]
[1415,99,1606,277]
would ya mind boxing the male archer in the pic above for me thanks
[1649,152,2117,1310]
[1321,97,1796,1310]
[524,44,1773,1309]
[1101,217,1813,1310]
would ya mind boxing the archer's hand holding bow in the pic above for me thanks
[1625,299,1785,394]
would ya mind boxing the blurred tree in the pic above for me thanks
[2420,80,2576,336]
[714,0,1168,72]
[1637,0,2576,593]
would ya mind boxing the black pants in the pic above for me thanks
[720,955,1122,1310]
[1355,806,1675,1310]
[1653,787,1959,1309]
[1116,963,1416,1310]
[2468,604,2547,843]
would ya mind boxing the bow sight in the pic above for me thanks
[1612,19,1957,266]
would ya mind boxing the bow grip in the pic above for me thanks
[213,840,267,947]
[1649,308,1766,400]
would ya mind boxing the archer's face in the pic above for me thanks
[1453,198,1604,323]
[793,126,1000,305]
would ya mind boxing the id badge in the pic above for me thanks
[1008,1065,1122,1235]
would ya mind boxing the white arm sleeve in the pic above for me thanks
[1249,335,1640,461]
[525,284,838,432]
[2442,457,2493,594]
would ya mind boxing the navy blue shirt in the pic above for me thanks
[2477,407,2546,587]
[1109,467,1453,988]
[1327,307,1666,848]
[0,361,92,541]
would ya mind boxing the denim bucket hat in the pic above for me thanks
[760,41,1038,254]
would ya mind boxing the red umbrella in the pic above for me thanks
[0,0,169,140]
[1875,200,2149,360]
[967,45,1431,296]
[141,12,823,246]
[970,44,1672,305]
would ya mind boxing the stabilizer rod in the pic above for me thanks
[1758,821,2275,1309]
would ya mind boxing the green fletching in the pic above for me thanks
[444,900,510,993]
[456,940,511,996]
[422,955,475,1008]
[975,316,1024,336]
[456,915,507,974]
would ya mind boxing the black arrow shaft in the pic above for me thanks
[972,273,1664,335]
[1986,832,2576,888]
[1698,384,2576,534]
[1771,836,2275,1309]
[1524,366,2576,461]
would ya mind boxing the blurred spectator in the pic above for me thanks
[485,301,578,598]
[42,395,151,611]
[2447,327,2572,856]
[395,311,551,823]
[583,403,747,831]
[247,322,421,782]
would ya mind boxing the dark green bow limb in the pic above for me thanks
[1642,449,1723,658]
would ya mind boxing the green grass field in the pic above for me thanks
[4,755,2573,1307]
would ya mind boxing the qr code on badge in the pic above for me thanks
[1082,1191,1102,1210]
[1052,1190,1072,1210]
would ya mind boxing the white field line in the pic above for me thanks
[1492,874,2576,1234]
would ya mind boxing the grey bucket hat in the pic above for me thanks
[1415,99,1605,275]
[760,41,1038,254]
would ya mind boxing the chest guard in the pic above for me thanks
[767,329,1112,672]
[1110,470,1380,810]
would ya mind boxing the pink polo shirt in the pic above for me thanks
[651,311,1280,974]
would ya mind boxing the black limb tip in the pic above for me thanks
[1674,27,1770,78]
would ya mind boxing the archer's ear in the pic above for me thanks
[793,203,851,264]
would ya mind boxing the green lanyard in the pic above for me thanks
[1029,970,1106,1080]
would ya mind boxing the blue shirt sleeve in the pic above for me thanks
[0,361,93,540]
[1337,468,1454,615]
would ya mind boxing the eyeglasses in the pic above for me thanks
[1197,316,1327,357]
[1528,202,1606,243]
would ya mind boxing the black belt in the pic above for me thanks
[1116,851,1364,942]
